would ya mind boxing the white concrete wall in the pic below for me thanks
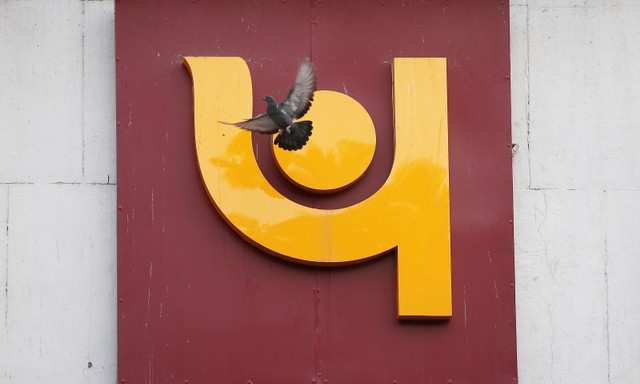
[511,1,640,383]
[0,0,638,383]
[0,1,116,383]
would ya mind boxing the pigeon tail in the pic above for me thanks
[274,121,313,151]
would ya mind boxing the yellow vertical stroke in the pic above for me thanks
[393,58,451,318]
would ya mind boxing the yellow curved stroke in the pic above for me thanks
[273,90,376,192]
[184,57,451,318]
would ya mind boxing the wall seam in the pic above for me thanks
[4,186,9,334]
[525,3,532,189]
[309,0,314,61]
[0,182,116,186]
[81,1,87,182]
[515,187,640,192]
[603,190,611,383]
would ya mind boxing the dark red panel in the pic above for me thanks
[116,1,516,383]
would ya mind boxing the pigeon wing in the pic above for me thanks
[219,113,279,133]
[280,59,316,119]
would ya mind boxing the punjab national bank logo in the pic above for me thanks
[184,57,451,319]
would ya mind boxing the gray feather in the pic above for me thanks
[280,59,316,119]
[219,113,278,133]
[221,59,317,151]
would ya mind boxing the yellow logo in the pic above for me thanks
[185,57,451,319]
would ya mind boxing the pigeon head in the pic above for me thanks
[262,95,277,108]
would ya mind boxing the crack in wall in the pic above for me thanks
[535,189,555,284]
[539,289,556,384]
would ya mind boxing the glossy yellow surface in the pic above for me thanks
[273,91,376,192]
[184,57,451,318]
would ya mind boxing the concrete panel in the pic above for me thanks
[514,188,609,384]
[83,1,116,184]
[2,184,116,383]
[0,1,84,183]
[0,186,7,356]
[510,5,531,189]
[606,191,640,384]
[527,5,640,190]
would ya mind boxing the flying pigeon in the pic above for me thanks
[221,59,316,151]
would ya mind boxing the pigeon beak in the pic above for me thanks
[261,97,267,101]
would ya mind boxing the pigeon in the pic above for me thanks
[221,59,316,151]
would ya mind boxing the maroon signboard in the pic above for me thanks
[116,1,516,383]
